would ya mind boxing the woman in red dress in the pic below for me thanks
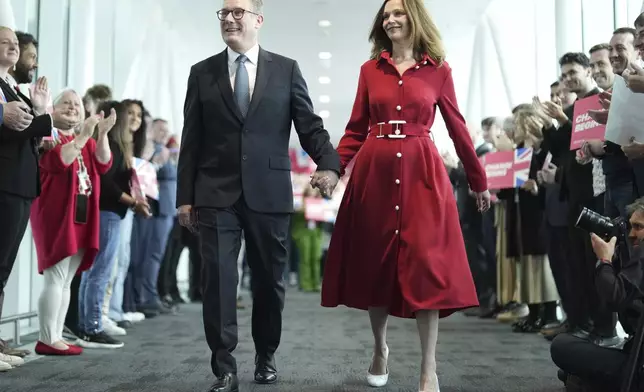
[320,0,490,390]
[30,89,115,356]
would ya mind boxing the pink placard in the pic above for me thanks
[480,148,533,190]
[570,95,606,150]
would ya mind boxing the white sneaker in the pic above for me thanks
[0,353,23,367]
[103,320,126,336]
[0,360,11,371]
[123,312,145,322]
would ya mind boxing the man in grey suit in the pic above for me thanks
[176,1,340,391]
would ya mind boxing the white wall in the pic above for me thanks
[2,0,644,340]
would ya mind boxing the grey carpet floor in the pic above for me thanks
[1,290,564,392]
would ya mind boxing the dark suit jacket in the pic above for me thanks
[451,142,493,228]
[0,80,53,199]
[176,47,340,213]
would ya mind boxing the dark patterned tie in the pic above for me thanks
[234,54,250,117]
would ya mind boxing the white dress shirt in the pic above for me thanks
[227,44,259,99]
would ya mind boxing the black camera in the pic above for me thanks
[575,207,628,242]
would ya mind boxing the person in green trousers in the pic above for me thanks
[292,186,324,292]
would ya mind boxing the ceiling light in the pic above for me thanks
[318,20,331,27]
[319,110,330,118]
[318,76,331,84]
[319,95,330,103]
[318,52,332,60]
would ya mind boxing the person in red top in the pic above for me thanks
[30,89,114,356]
[320,1,491,391]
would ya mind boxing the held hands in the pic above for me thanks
[1,101,33,131]
[310,170,339,199]
[590,233,616,262]
[30,76,50,115]
[520,179,538,195]
[133,198,152,218]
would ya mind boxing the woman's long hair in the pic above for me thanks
[368,0,445,64]
[122,99,147,158]
[96,100,133,169]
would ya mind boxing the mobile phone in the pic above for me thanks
[74,194,89,224]
[542,152,553,170]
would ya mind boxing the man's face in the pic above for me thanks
[220,0,263,51]
[628,210,644,248]
[609,32,637,75]
[482,124,500,144]
[560,62,591,94]
[152,121,169,143]
[590,49,614,90]
[635,25,644,58]
[13,42,37,84]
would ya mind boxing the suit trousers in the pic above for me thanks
[0,191,32,319]
[197,197,289,376]
[158,217,185,299]
[566,194,617,336]
[546,224,571,315]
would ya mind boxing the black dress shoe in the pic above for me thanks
[254,357,277,384]
[208,373,238,392]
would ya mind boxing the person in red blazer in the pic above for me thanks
[30,89,115,356]
[320,0,491,391]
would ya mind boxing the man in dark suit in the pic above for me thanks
[176,2,340,391]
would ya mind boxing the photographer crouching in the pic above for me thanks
[551,197,644,391]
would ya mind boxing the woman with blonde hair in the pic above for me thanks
[321,0,490,390]
[30,89,115,355]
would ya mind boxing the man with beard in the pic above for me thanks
[551,197,644,391]
[6,32,37,86]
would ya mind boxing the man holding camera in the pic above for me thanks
[551,197,644,391]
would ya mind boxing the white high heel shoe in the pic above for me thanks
[419,375,440,392]
[366,348,389,387]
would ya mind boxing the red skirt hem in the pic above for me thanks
[320,300,479,319]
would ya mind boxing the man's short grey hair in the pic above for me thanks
[626,197,644,218]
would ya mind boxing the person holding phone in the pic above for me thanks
[76,100,151,350]
[30,89,114,356]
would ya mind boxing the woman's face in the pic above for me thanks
[54,91,83,128]
[127,103,143,133]
[0,28,19,68]
[382,0,411,44]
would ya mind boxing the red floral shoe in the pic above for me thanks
[35,341,83,356]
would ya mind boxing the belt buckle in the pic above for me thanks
[376,122,386,138]
[387,120,407,139]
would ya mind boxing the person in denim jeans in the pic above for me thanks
[76,100,151,349]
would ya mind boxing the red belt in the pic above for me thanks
[367,121,429,139]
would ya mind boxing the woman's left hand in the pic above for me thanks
[30,76,50,115]
[475,190,491,212]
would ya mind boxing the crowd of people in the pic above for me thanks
[445,14,644,391]
[0,27,209,369]
[4,0,644,391]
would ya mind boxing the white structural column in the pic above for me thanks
[581,0,615,53]
[555,0,583,60]
[92,0,116,88]
[67,0,96,93]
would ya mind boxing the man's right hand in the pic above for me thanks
[178,205,197,232]
[2,101,33,131]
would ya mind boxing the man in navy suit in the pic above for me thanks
[176,1,340,391]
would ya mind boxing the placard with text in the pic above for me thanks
[480,148,533,190]
[570,94,606,150]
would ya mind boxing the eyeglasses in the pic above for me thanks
[217,8,259,21]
